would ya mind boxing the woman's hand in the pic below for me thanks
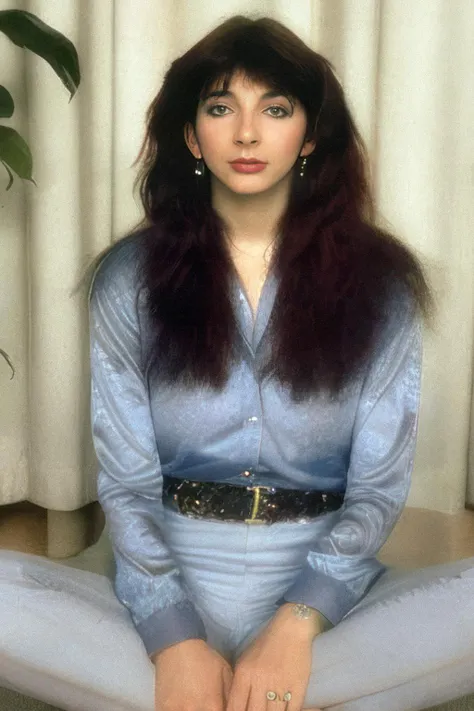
[154,638,233,711]
[226,604,322,711]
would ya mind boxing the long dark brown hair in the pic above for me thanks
[88,15,433,400]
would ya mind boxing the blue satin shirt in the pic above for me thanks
[89,234,422,659]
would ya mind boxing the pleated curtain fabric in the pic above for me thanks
[1,0,473,556]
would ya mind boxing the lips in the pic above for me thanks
[230,159,266,165]
[230,161,267,174]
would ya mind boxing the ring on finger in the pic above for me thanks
[266,691,292,702]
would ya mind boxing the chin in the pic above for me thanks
[212,170,287,197]
[226,176,282,195]
[230,185,276,197]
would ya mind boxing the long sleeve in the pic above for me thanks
[282,292,423,625]
[88,243,206,659]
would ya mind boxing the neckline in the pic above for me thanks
[232,270,277,353]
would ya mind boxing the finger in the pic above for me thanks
[226,676,251,711]
[246,684,270,711]
[265,694,287,710]
[266,697,287,711]
[221,664,234,705]
[287,692,308,711]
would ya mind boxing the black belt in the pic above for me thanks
[162,475,345,525]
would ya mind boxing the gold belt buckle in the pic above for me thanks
[244,486,269,525]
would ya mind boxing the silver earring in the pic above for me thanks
[299,157,307,178]
[195,159,205,176]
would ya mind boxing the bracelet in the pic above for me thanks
[291,603,332,632]
[292,603,314,620]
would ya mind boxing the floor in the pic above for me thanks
[378,504,474,568]
[1,501,474,711]
[0,500,104,559]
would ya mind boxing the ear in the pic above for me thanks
[300,137,317,158]
[184,122,202,160]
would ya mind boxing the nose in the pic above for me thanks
[234,137,258,145]
[233,113,260,146]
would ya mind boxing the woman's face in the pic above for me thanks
[184,71,316,197]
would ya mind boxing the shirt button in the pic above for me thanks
[240,470,253,478]
[247,416,259,423]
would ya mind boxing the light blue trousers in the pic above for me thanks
[163,507,474,711]
[0,512,473,711]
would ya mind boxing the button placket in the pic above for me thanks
[240,409,262,477]
[240,469,253,479]
[236,358,263,481]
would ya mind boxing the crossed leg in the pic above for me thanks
[304,558,474,710]
[0,550,473,711]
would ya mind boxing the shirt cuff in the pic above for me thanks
[135,599,207,659]
[280,566,363,626]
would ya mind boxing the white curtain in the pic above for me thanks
[1,0,473,555]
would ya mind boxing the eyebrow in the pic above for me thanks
[202,89,291,102]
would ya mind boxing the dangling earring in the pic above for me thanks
[299,157,307,178]
[195,159,205,176]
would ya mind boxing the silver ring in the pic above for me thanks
[266,692,278,701]
[283,692,292,702]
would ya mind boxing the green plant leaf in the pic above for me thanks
[0,85,14,118]
[0,348,15,379]
[0,10,80,99]
[2,160,14,190]
[0,125,33,188]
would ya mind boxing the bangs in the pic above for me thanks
[199,66,300,109]
[192,25,326,128]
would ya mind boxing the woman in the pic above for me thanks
[88,14,473,711]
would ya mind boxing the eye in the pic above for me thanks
[206,104,291,118]
[206,104,230,116]
[265,106,290,118]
